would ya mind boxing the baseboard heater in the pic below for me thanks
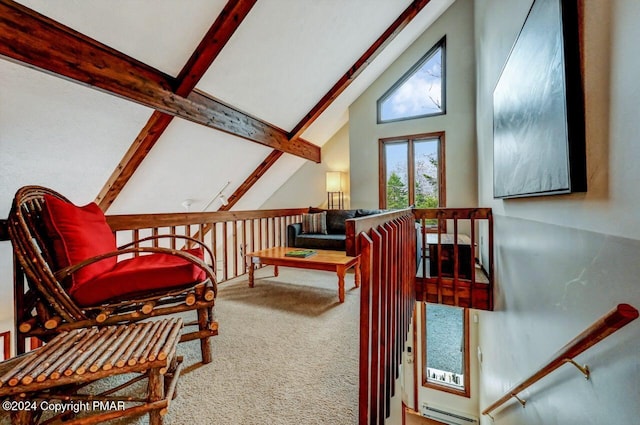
[421,403,478,425]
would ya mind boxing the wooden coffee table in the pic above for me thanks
[245,247,361,303]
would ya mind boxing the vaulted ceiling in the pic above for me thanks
[0,0,454,214]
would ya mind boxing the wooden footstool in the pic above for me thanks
[0,318,184,425]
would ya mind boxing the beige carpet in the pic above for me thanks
[1,266,360,425]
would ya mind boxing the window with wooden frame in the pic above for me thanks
[421,303,470,397]
[379,132,445,215]
[377,37,446,123]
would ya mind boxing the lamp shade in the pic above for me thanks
[326,171,343,192]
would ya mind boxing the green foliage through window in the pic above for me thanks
[381,134,444,213]
[386,172,408,208]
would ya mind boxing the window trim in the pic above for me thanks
[376,36,446,124]
[378,132,446,210]
[421,303,470,398]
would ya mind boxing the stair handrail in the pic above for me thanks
[482,303,638,418]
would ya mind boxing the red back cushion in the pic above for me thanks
[70,248,206,306]
[42,194,117,289]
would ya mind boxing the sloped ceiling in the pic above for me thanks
[198,0,413,130]
[1,0,454,216]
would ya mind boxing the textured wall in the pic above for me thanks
[0,61,153,346]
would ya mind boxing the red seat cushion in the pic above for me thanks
[69,248,206,306]
[42,194,117,289]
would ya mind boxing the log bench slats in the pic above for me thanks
[0,318,184,425]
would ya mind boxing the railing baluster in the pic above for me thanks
[271,217,276,247]
[222,222,228,282]
[251,219,256,253]
[358,233,373,425]
[133,230,139,257]
[391,220,399,385]
[470,216,476,307]
[242,219,248,275]
[453,214,459,306]
[420,219,426,282]
[233,220,238,278]
[274,217,279,247]
[152,227,159,248]
[368,230,381,425]
[488,211,494,311]
[382,225,392,418]
[212,223,218,276]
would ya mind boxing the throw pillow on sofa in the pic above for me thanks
[309,207,357,234]
[301,212,328,234]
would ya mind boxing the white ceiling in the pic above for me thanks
[4,0,455,214]
[197,0,413,130]
[16,0,229,77]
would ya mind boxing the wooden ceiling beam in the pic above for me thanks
[0,0,320,166]
[225,0,432,209]
[174,0,257,96]
[95,111,173,209]
[288,0,432,140]
[95,0,322,210]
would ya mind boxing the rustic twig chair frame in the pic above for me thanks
[7,186,218,363]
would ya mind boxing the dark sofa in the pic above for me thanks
[287,208,384,251]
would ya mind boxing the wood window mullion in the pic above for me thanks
[407,138,415,207]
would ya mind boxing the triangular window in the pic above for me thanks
[377,37,446,123]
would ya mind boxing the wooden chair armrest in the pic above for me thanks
[118,235,215,265]
[54,247,217,296]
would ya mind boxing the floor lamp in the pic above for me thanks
[326,171,344,209]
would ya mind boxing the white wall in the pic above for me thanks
[475,0,640,424]
[349,0,477,210]
[476,0,640,240]
[0,61,154,350]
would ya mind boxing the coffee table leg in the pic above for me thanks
[354,258,361,288]
[248,261,255,288]
[274,265,279,277]
[337,265,346,303]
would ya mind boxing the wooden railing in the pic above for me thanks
[413,208,493,310]
[106,208,308,283]
[482,303,639,419]
[4,204,495,424]
[354,209,416,425]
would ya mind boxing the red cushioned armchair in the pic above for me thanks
[7,186,218,363]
